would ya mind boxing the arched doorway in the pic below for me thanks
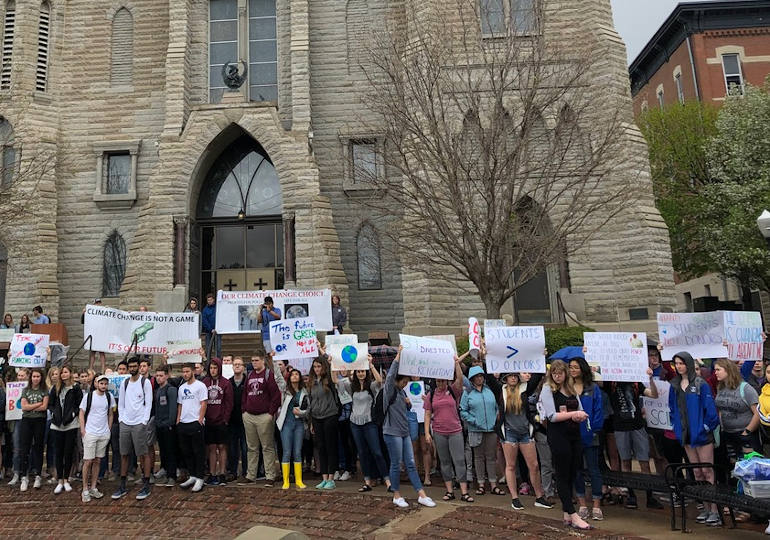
[194,134,284,296]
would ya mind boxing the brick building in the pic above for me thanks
[0,0,675,348]
[630,0,770,115]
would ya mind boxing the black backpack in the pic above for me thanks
[371,386,398,426]
[83,390,112,425]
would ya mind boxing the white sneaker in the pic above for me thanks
[191,478,204,492]
[765,520,770,535]
[418,496,436,508]
[90,488,104,499]
[63,481,73,493]
[393,497,409,508]
[20,476,29,492]
[81,490,91,503]
[7,473,19,486]
[339,471,351,481]
[180,477,196,489]
[54,483,64,495]
[333,471,341,481]
[154,468,166,479]
[33,476,42,489]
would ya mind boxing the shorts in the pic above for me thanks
[504,428,531,445]
[83,432,111,460]
[262,338,272,352]
[205,423,230,445]
[146,417,157,447]
[615,427,650,462]
[119,422,149,457]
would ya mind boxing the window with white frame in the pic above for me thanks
[93,140,141,208]
[721,53,744,95]
[675,73,684,103]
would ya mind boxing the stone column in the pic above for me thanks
[283,212,296,284]
[173,215,188,286]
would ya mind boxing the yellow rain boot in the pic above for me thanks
[294,462,307,489]
[281,463,290,490]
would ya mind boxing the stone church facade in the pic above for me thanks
[0,0,676,347]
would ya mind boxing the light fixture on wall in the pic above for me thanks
[237,208,246,220]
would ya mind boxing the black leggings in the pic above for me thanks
[548,427,582,515]
[52,428,78,480]
[312,416,339,475]
[19,417,46,476]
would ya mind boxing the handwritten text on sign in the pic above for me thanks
[468,317,481,357]
[9,333,49,368]
[584,332,648,383]
[642,379,673,430]
[270,317,317,360]
[485,326,546,374]
[5,381,28,421]
[398,334,455,380]
[166,340,203,364]
[723,311,763,361]
[657,312,727,361]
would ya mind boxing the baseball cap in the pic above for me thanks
[95,374,109,383]
[93,298,102,303]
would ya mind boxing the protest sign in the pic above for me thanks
[83,305,199,354]
[397,334,455,379]
[584,332,648,383]
[5,381,27,421]
[483,319,506,331]
[325,334,357,360]
[407,381,426,423]
[469,317,481,358]
[656,312,727,361]
[723,311,763,361]
[106,374,129,401]
[425,335,458,354]
[287,357,314,376]
[222,357,234,379]
[215,289,333,333]
[166,340,202,364]
[485,326,546,374]
[9,333,49,368]
[269,318,317,360]
[0,328,14,342]
[330,343,369,371]
[642,379,673,430]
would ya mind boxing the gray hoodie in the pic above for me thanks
[383,360,410,438]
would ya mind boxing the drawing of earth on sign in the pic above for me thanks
[409,382,422,396]
[341,345,358,364]
[285,303,309,319]
[23,342,36,356]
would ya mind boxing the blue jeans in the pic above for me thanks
[205,332,222,358]
[384,433,422,493]
[575,444,603,500]
[280,413,304,463]
[227,422,248,477]
[351,422,389,481]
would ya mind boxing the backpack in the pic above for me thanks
[83,390,112,425]
[372,386,398,426]
[123,376,148,406]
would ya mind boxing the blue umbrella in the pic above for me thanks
[549,346,584,361]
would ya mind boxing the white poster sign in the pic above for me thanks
[642,379,673,430]
[106,374,130,401]
[0,328,14,342]
[285,357,314,376]
[584,332,648,383]
[485,326,546,374]
[398,334,455,380]
[468,317,481,358]
[83,305,200,354]
[330,343,369,371]
[325,334,357,360]
[222,357,234,379]
[215,289,333,333]
[657,312,728,361]
[269,317,318,360]
[407,380,425,423]
[5,381,28,421]
[9,333,49,368]
[166,340,203,364]
[425,335,458,354]
[483,319,506,331]
[723,311,764,362]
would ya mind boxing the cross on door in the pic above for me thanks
[224,278,238,291]
[254,277,268,290]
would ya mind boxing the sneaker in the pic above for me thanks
[339,471,351,481]
[256,474,267,481]
[705,512,722,526]
[33,476,42,489]
[154,468,166,479]
[54,483,64,495]
[205,476,220,486]
[315,480,328,489]
[192,478,204,492]
[63,481,73,493]
[765,520,770,535]
[90,488,104,499]
[695,510,709,523]
[126,474,135,482]
[149,476,155,485]
[7,473,19,486]
[323,480,336,490]
[511,498,524,510]
[180,477,196,489]
[237,477,254,485]
[20,476,28,492]
[393,497,409,508]
[134,477,144,485]
[647,497,664,510]
[577,506,589,519]
[265,479,274,488]
[418,496,436,508]
[165,478,176,488]
[625,495,638,509]
[111,486,128,499]
[135,485,151,500]
[535,497,554,509]
[592,508,604,521]
[81,490,91,503]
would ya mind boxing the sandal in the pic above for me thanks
[491,486,506,496]
[460,493,475,503]
[476,487,485,495]
[358,484,372,492]
[443,492,455,501]
[569,522,595,531]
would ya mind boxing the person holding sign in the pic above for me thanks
[274,366,309,490]
[17,368,48,492]
[307,356,340,490]
[668,352,721,527]
[257,296,282,352]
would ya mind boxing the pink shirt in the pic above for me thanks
[424,380,463,435]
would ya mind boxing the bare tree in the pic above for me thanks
[348,0,633,318]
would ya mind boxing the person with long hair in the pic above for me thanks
[49,365,83,494]
[18,314,31,333]
[568,357,605,521]
[338,356,390,492]
[540,360,592,530]
[308,355,340,489]
[669,352,720,527]
[1,313,17,331]
[499,372,552,510]
[18,368,48,491]
[43,367,60,481]
[275,366,309,489]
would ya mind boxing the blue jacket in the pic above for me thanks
[668,379,719,447]
[578,383,604,447]
[201,304,216,333]
[460,385,498,432]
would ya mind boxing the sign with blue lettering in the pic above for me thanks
[269,317,318,360]
[485,326,546,374]
[722,310,763,362]
[398,334,455,379]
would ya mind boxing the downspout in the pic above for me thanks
[686,33,701,101]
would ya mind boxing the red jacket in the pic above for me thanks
[242,368,281,416]
[203,358,233,425]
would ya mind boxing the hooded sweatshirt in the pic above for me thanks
[668,352,719,447]
[203,358,233,426]
[758,383,770,427]
[242,366,281,416]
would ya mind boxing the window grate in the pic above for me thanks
[1,2,15,90]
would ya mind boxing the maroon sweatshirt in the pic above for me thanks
[242,367,281,416]
[203,358,233,425]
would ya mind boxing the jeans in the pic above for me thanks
[575,444,603,500]
[177,422,205,479]
[227,422,248,477]
[280,414,304,463]
[19,417,46,477]
[384,433,423,493]
[351,422,389,480]
[534,431,555,497]
[156,425,177,479]
[204,332,222,358]
[12,421,21,473]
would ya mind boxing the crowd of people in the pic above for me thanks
[0,299,767,533]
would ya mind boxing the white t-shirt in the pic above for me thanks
[178,380,208,424]
[79,391,115,437]
[118,377,153,426]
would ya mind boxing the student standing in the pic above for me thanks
[275,367,309,489]
[78,375,114,502]
[308,356,340,490]
[177,364,208,493]
[154,365,178,487]
[227,357,248,480]
[203,357,233,485]
[49,365,83,495]
[201,293,221,359]
[256,296,281,352]
[18,368,48,492]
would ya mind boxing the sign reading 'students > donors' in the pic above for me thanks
[584,332,648,383]
[656,312,728,361]
[215,289,333,333]
[485,326,546,374]
[398,334,455,380]
[269,317,318,360]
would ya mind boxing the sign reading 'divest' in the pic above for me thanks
[657,312,728,361]
[215,289,332,333]
[584,332,648,383]
[485,326,546,374]
[398,334,455,380]
[269,317,318,360]
[723,310,764,362]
